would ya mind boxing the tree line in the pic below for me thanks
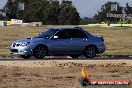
[94,1,132,23]
[3,0,80,25]
[2,1,132,24]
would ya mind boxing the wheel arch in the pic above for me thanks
[33,44,49,54]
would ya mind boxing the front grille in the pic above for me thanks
[11,49,18,53]
[16,44,20,46]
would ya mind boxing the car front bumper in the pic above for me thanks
[10,46,33,55]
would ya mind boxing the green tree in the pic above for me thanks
[58,0,80,25]
[124,3,132,14]
[94,1,122,23]
[3,0,80,25]
[43,0,60,24]
[3,0,18,20]
[23,0,49,22]
[124,3,132,23]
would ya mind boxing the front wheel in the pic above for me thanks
[33,45,47,59]
[83,46,96,58]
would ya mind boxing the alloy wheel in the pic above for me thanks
[84,46,96,58]
[33,45,47,59]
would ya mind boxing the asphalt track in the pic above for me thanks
[0,55,131,61]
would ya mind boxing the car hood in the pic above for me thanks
[15,37,46,43]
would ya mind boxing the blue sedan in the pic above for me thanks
[10,27,106,59]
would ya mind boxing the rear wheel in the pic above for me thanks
[33,45,47,59]
[84,46,96,58]
[20,55,31,59]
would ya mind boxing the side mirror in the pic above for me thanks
[53,36,59,39]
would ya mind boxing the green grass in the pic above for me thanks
[0,25,132,56]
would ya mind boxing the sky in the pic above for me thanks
[0,0,132,17]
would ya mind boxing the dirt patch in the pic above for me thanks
[0,60,132,88]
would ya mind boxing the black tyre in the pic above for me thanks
[33,45,47,59]
[84,46,96,58]
[20,55,31,59]
[70,55,80,58]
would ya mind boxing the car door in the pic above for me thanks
[69,29,88,52]
[50,29,73,54]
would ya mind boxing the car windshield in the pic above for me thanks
[35,29,59,39]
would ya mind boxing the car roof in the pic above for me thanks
[52,27,84,31]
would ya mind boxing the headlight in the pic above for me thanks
[20,42,30,47]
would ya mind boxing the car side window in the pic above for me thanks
[55,30,70,39]
[70,29,88,38]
